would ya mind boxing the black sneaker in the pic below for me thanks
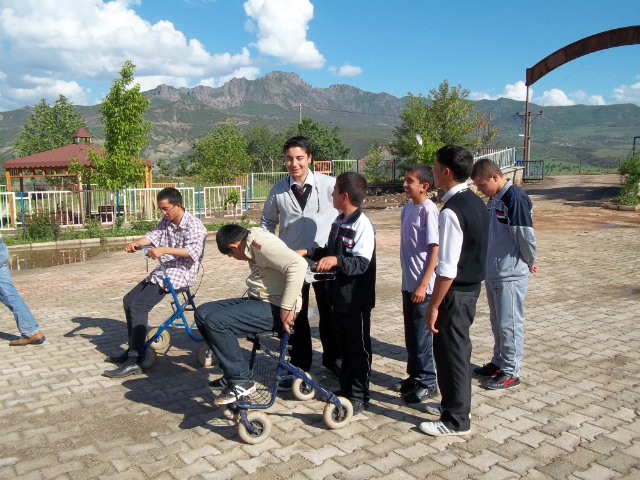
[484,372,521,390]
[350,398,369,415]
[214,381,256,405]
[472,362,501,378]
[403,382,438,403]
[392,376,416,393]
[207,377,228,390]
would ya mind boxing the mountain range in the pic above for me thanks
[1,71,639,171]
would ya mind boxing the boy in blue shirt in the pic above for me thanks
[394,165,440,403]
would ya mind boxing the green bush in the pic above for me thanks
[84,218,103,238]
[617,150,640,206]
[130,219,157,234]
[114,215,125,231]
[22,214,61,242]
[225,189,240,206]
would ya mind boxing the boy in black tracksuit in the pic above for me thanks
[296,172,376,415]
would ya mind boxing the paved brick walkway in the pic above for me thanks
[1,175,640,479]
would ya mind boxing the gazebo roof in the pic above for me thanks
[72,127,92,138]
[2,144,153,170]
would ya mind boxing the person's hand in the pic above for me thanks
[125,242,139,253]
[280,309,295,334]
[146,247,166,260]
[425,306,439,334]
[412,284,427,303]
[294,249,307,257]
[529,260,538,274]
[315,256,338,272]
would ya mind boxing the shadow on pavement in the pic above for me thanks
[523,184,620,207]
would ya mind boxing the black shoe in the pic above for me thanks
[207,377,228,390]
[350,398,369,416]
[403,382,438,403]
[472,362,501,378]
[484,372,521,390]
[214,381,256,405]
[322,361,341,378]
[103,359,142,378]
[392,376,416,393]
[106,351,130,364]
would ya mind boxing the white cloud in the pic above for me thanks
[243,0,325,69]
[328,64,362,77]
[568,90,605,106]
[469,81,532,102]
[612,82,640,104]
[534,89,575,106]
[244,19,256,33]
[199,66,261,88]
[8,77,90,105]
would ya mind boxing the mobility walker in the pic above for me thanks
[135,245,215,370]
[221,264,352,444]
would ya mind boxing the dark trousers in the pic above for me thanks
[334,310,372,402]
[288,282,341,371]
[433,287,480,431]
[402,291,437,387]
[123,281,166,358]
[195,298,278,384]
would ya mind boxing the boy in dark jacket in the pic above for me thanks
[295,172,376,415]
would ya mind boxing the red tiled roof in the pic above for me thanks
[73,127,92,138]
[2,144,152,170]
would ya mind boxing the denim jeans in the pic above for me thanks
[486,276,529,377]
[402,291,436,387]
[0,240,40,336]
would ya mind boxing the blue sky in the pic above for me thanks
[0,0,639,111]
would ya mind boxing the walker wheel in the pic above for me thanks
[139,348,157,370]
[238,411,272,444]
[292,372,316,401]
[147,327,170,350]
[323,397,353,429]
[196,342,217,367]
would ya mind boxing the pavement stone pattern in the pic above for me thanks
[1,176,640,479]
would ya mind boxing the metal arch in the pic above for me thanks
[526,25,640,86]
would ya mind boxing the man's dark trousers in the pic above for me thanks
[288,282,341,372]
[123,281,166,358]
[195,298,279,383]
[402,292,437,388]
[433,287,480,431]
[334,310,372,402]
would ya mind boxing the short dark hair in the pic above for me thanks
[157,187,182,206]
[435,145,474,182]
[216,224,249,254]
[283,136,312,156]
[336,172,367,207]
[405,164,434,187]
[471,159,504,180]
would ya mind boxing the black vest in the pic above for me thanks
[441,188,489,290]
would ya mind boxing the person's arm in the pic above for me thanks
[260,187,280,234]
[505,192,537,272]
[317,218,375,274]
[125,236,152,253]
[412,245,439,303]
[425,209,462,333]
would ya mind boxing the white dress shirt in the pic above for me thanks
[435,183,468,279]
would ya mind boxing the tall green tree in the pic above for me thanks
[391,80,486,165]
[286,117,351,161]
[14,95,87,157]
[244,126,287,172]
[191,121,253,184]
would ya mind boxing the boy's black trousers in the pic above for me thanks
[433,286,481,431]
[334,309,372,402]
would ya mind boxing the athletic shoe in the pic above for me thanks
[392,376,416,393]
[214,381,256,405]
[350,398,368,416]
[472,362,501,378]
[419,419,470,437]
[278,378,293,391]
[207,377,228,390]
[484,372,521,390]
[424,402,471,419]
[403,382,438,403]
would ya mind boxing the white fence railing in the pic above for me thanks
[202,186,244,218]
[473,147,517,170]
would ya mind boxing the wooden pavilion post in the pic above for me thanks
[5,169,15,228]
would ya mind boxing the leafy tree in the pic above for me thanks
[286,117,351,161]
[177,157,193,177]
[362,142,388,184]
[155,158,172,177]
[391,80,488,165]
[14,95,87,157]
[244,126,287,172]
[191,121,253,184]
[71,60,151,230]
[618,149,640,205]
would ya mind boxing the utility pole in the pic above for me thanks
[516,107,543,161]
[299,103,302,124]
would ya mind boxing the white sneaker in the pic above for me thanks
[419,419,470,437]
[214,382,256,405]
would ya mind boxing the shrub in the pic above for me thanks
[130,219,157,234]
[114,215,125,231]
[84,218,103,238]
[22,214,61,242]
[225,189,240,206]
[617,150,640,206]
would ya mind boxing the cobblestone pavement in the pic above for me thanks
[1,175,640,479]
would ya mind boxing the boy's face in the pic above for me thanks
[226,241,249,261]
[432,157,446,189]
[332,183,347,211]
[284,146,311,182]
[472,174,501,197]
[403,171,429,202]
[158,198,181,223]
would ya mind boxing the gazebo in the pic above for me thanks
[3,128,153,193]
